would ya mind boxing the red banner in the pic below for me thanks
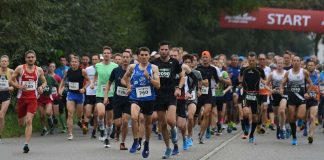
[220,8,324,33]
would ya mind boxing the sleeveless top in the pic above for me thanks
[17,65,38,99]
[0,68,11,91]
[287,68,305,95]
[66,68,84,93]
[129,64,156,101]
[272,70,286,89]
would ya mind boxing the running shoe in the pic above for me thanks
[91,130,96,139]
[82,125,89,135]
[249,137,255,143]
[183,138,189,150]
[41,128,48,136]
[67,134,73,140]
[231,122,237,131]
[23,144,29,153]
[120,142,128,150]
[187,137,193,147]
[104,138,111,148]
[276,128,280,139]
[142,141,149,158]
[77,121,82,129]
[303,125,308,137]
[198,133,204,144]
[99,129,105,141]
[259,126,266,134]
[129,141,139,153]
[308,136,313,144]
[137,142,142,151]
[291,138,298,145]
[282,129,287,139]
[162,148,172,159]
[269,123,276,131]
[172,146,179,155]
[61,127,67,133]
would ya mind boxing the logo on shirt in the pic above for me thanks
[159,68,171,78]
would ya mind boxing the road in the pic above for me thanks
[0,125,323,160]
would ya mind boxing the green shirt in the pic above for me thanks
[95,61,118,97]
[215,71,229,97]
[39,75,58,96]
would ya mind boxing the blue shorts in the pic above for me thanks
[67,92,84,104]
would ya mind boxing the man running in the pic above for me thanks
[105,51,132,150]
[59,56,90,140]
[91,46,118,147]
[84,54,100,138]
[151,41,184,158]
[240,52,265,143]
[10,50,47,153]
[280,56,312,145]
[0,55,14,142]
[121,47,160,158]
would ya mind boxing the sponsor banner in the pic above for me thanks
[220,7,324,33]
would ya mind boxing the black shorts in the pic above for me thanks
[53,99,59,105]
[85,95,96,105]
[96,97,114,111]
[195,96,213,117]
[130,100,154,115]
[0,91,10,103]
[271,94,284,106]
[242,93,259,114]
[113,99,131,119]
[154,96,177,111]
[176,100,187,118]
[259,95,270,104]
[287,93,305,106]
[215,96,225,112]
[306,99,318,109]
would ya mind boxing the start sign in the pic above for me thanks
[220,8,324,33]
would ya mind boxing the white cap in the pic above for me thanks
[151,51,157,57]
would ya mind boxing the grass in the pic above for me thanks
[2,110,43,138]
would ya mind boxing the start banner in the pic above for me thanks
[220,8,324,33]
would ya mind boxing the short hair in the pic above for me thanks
[138,47,150,54]
[92,54,100,59]
[158,41,170,47]
[258,53,266,58]
[82,53,90,58]
[59,55,67,60]
[123,51,132,57]
[248,51,256,57]
[192,53,199,61]
[1,55,9,60]
[231,54,239,60]
[306,59,316,65]
[114,53,122,58]
[71,56,80,62]
[182,54,194,62]
[25,50,36,57]
[102,46,113,52]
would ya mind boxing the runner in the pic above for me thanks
[10,50,47,153]
[38,66,58,136]
[121,47,160,158]
[196,51,219,144]
[182,54,202,149]
[240,52,265,143]
[280,56,312,145]
[305,60,319,144]
[48,62,66,133]
[0,55,14,142]
[80,54,90,69]
[59,56,90,140]
[84,54,100,138]
[266,57,288,139]
[151,41,185,158]
[104,51,131,150]
[91,46,118,147]
[113,53,122,66]
[55,56,70,79]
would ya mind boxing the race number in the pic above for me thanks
[116,86,128,96]
[136,86,152,98]
[201,86,209,95]
[23,81,36,91]
[68,82,79,90]
[246,92,257,101]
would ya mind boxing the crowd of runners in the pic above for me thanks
[0,41,324,159]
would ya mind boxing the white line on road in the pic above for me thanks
[199,132,241,160]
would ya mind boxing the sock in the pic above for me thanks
[249,122,257,139]
[241,120,246,132]
[134,138,139,144]
[174,144,178,149]
[139,137,143,145]
[98,119,105,130]
[290,122,297,139]
[106,126,112,138]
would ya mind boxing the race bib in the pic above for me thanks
[189,91,196,100]
[68,82,79,90]
[116,86,128,96]
[23,81,36,91]
[52,87,57,94]
[309,91,317,98]
[246,92,257,101]
[43,86,50,92]
[201,86,209,95]
[290,86,301,93]
[0,79,9,89]
[136,86,152,98]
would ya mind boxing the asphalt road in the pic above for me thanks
[1,125,323,160]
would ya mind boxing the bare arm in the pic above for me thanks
[38,67,47,88]
[150,65,160,89]
[81,69,90,92]
[59,71,67,95]
[9,65,22,89]
[279,72,289,93]
[121,64,135,89]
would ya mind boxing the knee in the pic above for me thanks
[26,118,33,126]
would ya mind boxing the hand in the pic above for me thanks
[103,97,109,105]
[144,69,150,80]
[37,86,44,94]
[185,92,193,100]
[8,86,14,92]
[197,90,202,97]
[304,93,310,99]
[174,88,181,97]
[90,83,95,89]
[79,88,85,93]
[127,85,132,95]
